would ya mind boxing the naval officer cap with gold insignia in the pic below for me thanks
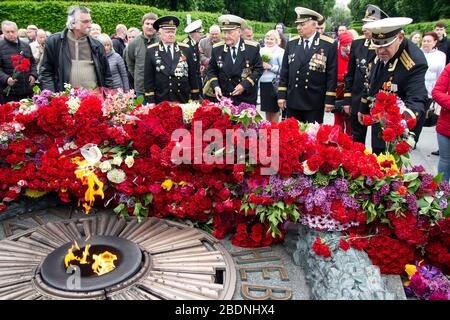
[362,4,389,23]
[364,17,412,47]
[184,19,203,34]
[294,7,323,24]
[218,14,245,30]
[153,16,180,31]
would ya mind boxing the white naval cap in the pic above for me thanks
[218,14,245,30]
[364,17,412,47]
[294,7,323,24]
[184,19,203,33]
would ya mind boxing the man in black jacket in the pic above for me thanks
[358,17,428,155]
[344,5,387,144]
[0,21,38,103]
[39,5,113,93]
[277,7,337,124]
[435,21,450,65]
[206,14,263,106]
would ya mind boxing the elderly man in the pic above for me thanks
[357,17,428,155]
[206,14,263,105]
[126,12,159,97]
[242,25,254,41]
[182,19,203,89]
[29,29,47,74]
[143,16,199,106]
[198,24,221,69]
[277,7,337,124]
[112,24,127,58]
[343,4,387,144]
[0,21,37,102]
[39,6,113,92]
[26,25,38,42]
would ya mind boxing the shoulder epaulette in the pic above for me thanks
[178,42,189,48]
[182,38,190,44]
[213,41,225,48]
[320,34,334,44]
[147,42,159,49]
[289,35,300,42]
[244,39,258,47]
[356,35,366,40]
[400,50,415,71]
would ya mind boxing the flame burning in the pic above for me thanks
[64,241,117,276]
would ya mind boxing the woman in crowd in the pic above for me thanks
[97,33,129,92]
[334,31,353,135]
[410,31,422,47]
[274,22,287,49]
[421,32,447,152]
[432,63,450,181]
[259,30,284,123]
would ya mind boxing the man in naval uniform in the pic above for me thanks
[143,16,200,105]
[344,4,388,144]
[205,14,263,106]
[357,17,428,155]
[182,19,203,90]
[277,7,337,123]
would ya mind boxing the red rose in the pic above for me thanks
[363,115,373,126]
[407,117,417,130]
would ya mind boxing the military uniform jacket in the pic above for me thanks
[182,36,201,78]
[144,41,200,104]
[278,33,337,110]
[206,38,263,105]
[343,37,376,114]
[360,39,428,116]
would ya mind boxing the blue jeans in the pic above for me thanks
[437,133,450,181]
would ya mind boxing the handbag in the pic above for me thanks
[423,100,439,127]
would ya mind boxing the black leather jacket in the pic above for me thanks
[39,28,113,92]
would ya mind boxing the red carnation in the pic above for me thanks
[382,128,397,142]
[339,239,351,251]
[407,117,417,130]
[363,115,373,126]
[395,141,410,155]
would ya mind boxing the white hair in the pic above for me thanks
[66,5,90,30]
[116,24,127,33]
[1,20,18,32]
[96,33,113,47]
[209,24,220,33]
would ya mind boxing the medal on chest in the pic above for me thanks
[217,56,223,69]
[174,52,188,77]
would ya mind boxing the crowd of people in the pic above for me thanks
[1,4,450,179]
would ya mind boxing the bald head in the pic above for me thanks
[36,29,47,45]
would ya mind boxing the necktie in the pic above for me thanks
[231,47,237,62]
[304,39,310,51]
[167,45,173,60]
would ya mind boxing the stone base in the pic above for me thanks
[0,193,61,222]
[283,222,406,300]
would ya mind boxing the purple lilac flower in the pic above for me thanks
[0,144,8,150]
[355,193,369,201]
[405,194,418,214]
[365,177,374,186]
[341,194,360,210]
[385,200,394,209]
[421,174,434,188]
[119,193,129,203]
[378,184,390,197]
[429,292,448,300]
[334,178,349,193]
[372,193,381,204]
[406,165,426,173]
[440,180,450,197]
[32,95,49,107]
[391,179,403,191]
[439,198,448,209]
[7,133,15,141]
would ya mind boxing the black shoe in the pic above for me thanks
[431,150,440,156]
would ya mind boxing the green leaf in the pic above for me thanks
[33,85,41,95]
[433,172,443,185]
[134,95,144,105]
[113,203,125,214]
[143,193,153,206]
[403,172,419,182]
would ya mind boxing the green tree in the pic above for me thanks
[328,5,352,31]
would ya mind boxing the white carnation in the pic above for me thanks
[112,156,123,166]
[124,155,134,168]
[107,169,126,184]
[99,161,112,173]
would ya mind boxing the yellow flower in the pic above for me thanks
[24,188,49,198]
[376,152,399,175]
[178,181,187,186]
[405,264,418,279]
[161,179,174,191]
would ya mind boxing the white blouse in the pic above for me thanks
[422,48,447,98]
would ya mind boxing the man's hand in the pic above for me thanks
[231,84,244,96]
[29,75,35,86]
[358,112,364,125]
[7,77,16,86]
[325,104,334,113]
[278,99,286,110]
[343,105,351,115]
[214,86,223,100]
